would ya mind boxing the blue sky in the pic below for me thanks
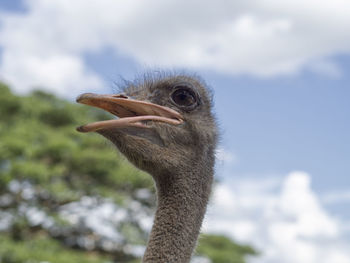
[1,1,349,262]
[85,49,350,191]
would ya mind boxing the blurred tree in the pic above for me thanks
[196,234,258,263]
[0,83,257,263]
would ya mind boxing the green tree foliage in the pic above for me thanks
[0,234,110,263]
[0,82,257,263]
[196,234,258,263]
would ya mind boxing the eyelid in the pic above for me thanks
[172,84,197,97]
[170,85,200,110]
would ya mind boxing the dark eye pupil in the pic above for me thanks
[172,89,196,107]
[178,93,187,101]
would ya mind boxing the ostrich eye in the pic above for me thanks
[171,87,197,108]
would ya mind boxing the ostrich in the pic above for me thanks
[76,73,217,263]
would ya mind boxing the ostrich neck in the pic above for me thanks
[143,165,213,263]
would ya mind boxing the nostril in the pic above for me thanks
[113,94,128,99]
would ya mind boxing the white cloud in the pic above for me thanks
[0,51,103,97]
[0,0,108,96]
[204,171,350,263]
[215,147,237,165]
[1,0,350,96]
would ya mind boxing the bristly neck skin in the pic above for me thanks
[143,159,214,263]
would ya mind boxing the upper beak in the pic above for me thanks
[76,93,183,132]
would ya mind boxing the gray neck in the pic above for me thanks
[143,165,213,263]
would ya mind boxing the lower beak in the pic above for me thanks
[76,93,183,132]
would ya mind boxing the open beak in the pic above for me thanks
[76,93,183,133]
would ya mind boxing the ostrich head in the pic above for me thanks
[76,73,218,262]
[76,73,217,179]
